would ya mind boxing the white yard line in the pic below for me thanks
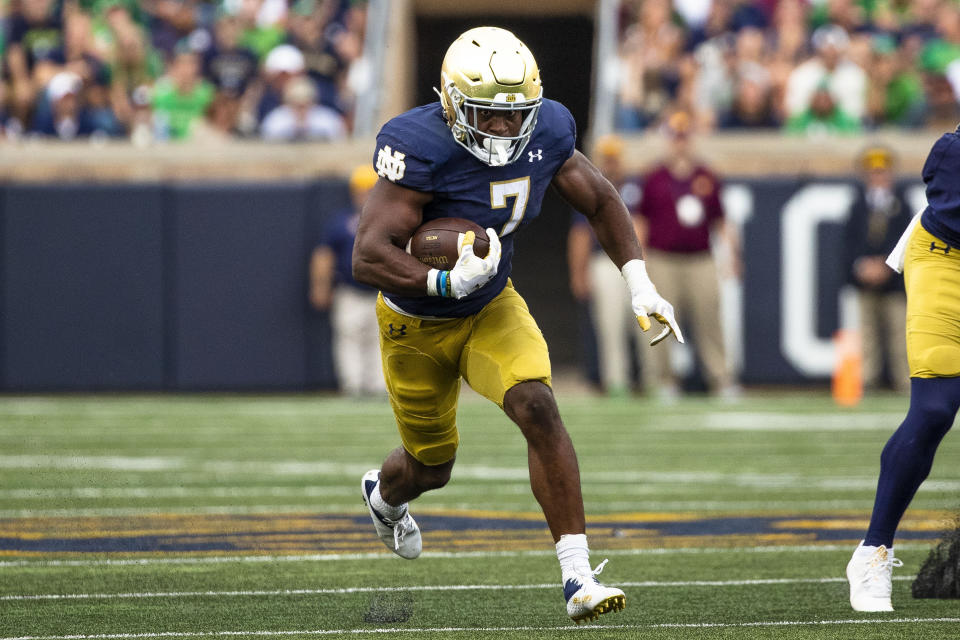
[0,576,917,601]
[0,456,186,471]
[6,457,958,491]
[2,618,959,640]
[0,543,935,568]
[6,474,960,500]
[4,496,952,517]
[698,412,904,431]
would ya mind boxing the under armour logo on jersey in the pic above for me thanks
[930,241,951,255]
[388,323,407,337]
[376,145,406,182]
[528,149,543,162]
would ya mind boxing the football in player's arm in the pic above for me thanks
[846,126,960,612]
[351,26,681,623]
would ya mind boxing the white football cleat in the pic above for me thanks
[846,540,903,612]
[564,559,626,623]
[361,469,421,559]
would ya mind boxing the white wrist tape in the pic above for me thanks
[426,268,440,296]
[621,259,653,292]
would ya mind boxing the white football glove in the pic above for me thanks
[621,259,684,346]
[448,228,502,299]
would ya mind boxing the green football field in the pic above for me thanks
[1,390,959,639]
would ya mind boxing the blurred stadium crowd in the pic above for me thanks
[4,0,960,144]
[0,0,367,142]
[614,0,960,135]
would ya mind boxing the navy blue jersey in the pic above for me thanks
[920,128,960,249]
[372,99,576,317]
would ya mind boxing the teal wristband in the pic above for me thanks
[439,271,450,297]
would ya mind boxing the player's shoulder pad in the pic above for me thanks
[374,104,453,191]
[923,130,960,185]
[533,99,577,158]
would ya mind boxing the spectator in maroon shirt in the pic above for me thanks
[636,110,741,400]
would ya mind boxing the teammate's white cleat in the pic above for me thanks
[361,470,421,559]
[846,540,903,612]
[563,559,626,623]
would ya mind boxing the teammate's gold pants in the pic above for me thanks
[904,223,960,378]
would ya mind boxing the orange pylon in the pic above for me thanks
[832,329,863,407]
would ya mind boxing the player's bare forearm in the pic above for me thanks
[553,150,643,269]
[588,196,644,269]
[352,177,434,296]
[352,237,434,296]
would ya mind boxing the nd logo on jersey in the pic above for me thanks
[376,145,406,182]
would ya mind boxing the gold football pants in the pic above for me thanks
[376,281,552,465]
[904,223,960,378]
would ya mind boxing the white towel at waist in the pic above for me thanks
[885,210,924,274]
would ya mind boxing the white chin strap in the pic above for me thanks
[482,137,512,166]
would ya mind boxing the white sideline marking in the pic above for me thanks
[2,619,959,640]
[0,542,935,568]
[0,576,917,601]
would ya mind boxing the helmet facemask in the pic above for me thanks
[437,77,541,166]
[436,27,543,167]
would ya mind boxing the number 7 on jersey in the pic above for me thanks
[490,177,530,236]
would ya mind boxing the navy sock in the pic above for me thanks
[864,377,960,548]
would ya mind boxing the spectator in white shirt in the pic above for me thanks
[784,24,867,124]
[260,75,346,142]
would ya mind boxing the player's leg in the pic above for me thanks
[377,446,455,505]
[361,294,468,559]
[862,227,960,548]
[848,376,960,611]
[848,223,960,611]
[462,282,625,622]
[865,377,960,548]
[503,382,624,622]
[868,223,960,547]
[502,380,585,539]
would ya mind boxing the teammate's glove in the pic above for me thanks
[621,259,684,346]
[446,228,501,299]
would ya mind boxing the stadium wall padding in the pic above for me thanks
[2,184,166,390]
[0,177,924,391]
[169,183,311,390]
[0,181,348,391]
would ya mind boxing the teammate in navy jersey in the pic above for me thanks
[846,126,960,612]
[352,27,682,622]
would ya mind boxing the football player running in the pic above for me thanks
[353,26,682,623]
[846,126,960,612]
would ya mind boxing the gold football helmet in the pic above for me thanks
[436,26,542,166]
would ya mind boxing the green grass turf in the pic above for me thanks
[0,391,958,639]
[2,550,958,639]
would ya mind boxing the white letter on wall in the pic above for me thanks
[781,184,856,376]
